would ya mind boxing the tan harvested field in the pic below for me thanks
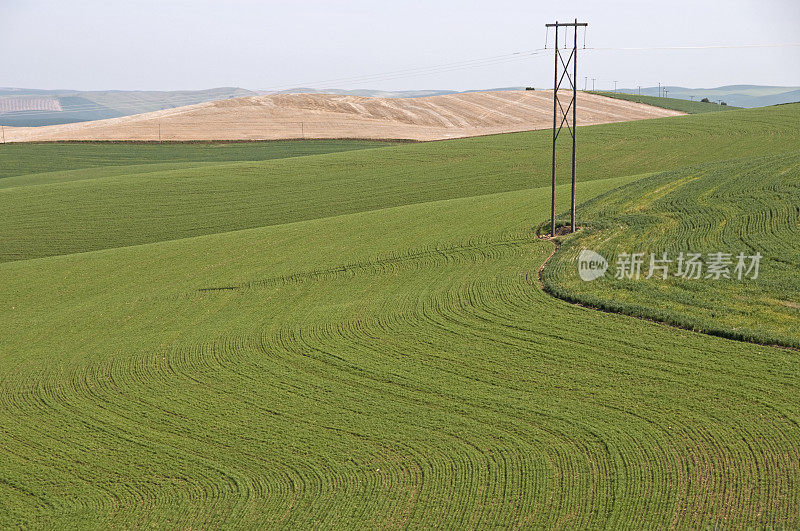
[2,90,683,142]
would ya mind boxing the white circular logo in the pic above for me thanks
[578,249,608,281]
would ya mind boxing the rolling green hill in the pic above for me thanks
[619,85,800,108]
[1,105,799,527]
[2,105,798,262]
[543,150,800,348]
[589,90,739,113]
[0,139,392,182]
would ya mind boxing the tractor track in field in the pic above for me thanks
[3,232,799,526]
[197,238,534,293]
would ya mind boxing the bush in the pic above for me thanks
[700,97,710,103]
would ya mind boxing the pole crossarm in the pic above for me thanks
[546,19,587,237]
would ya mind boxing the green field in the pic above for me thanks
[543,151,800,348]
[589,90,740,113]
[1,106,799,527]
[3,106,798,262]
[0,140,394,181]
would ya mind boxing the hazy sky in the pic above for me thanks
[2,0,799,91]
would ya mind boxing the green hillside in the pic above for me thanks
[3,105,798,262]
[626,85,800,108]
[543,150,800,348]
[0,140,392,181]
[589,90,740,113]
[1,105,799,527]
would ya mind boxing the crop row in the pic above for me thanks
[2,229,799,526]
[542,151,800,348]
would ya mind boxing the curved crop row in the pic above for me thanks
[542,151,800,348]
[3,108,800,527]
[2,234,799,527]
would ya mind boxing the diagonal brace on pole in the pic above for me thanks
[555,97,574,141]
[546,19,587,237]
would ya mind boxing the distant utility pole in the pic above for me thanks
[1,125,4,144]
[664,88,669,98]
[546,18,588,237]
[584,76,587,90]
[158,123,162,143]
[638,85,641,95]
[592,78,596,91]
[613,80,619,92]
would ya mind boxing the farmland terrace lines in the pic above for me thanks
[1,90,684,143]
[2,104,799,526]
[0,97,62,114]
[3,234,798,525]
[543,150,800,349]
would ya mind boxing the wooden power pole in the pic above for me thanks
[546,18,588,237]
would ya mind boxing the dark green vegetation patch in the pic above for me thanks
[543,151,800,348]
[589,90,741,113]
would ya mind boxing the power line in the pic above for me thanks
[256,50,550,92]
[2,52,552,117]
[585,42,800,51]
[2,41,798,119]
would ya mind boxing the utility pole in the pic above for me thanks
[546,18,588,237]
[158,123,162,143]
[592,78,595,91]
[658,82,661,98]
[613,80,618,92]
[638,85,641,95]
[584,76,587,90]
[1,125,4,143]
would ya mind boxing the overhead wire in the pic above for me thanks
[2,42,798,119]
[2,51,551,117]
[584,43,800,51]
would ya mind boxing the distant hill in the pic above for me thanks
[616,85,800,108]
[0,87,255,126]
[2,90,682,143]
[589,91,739,114]
[3,84,793,127]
